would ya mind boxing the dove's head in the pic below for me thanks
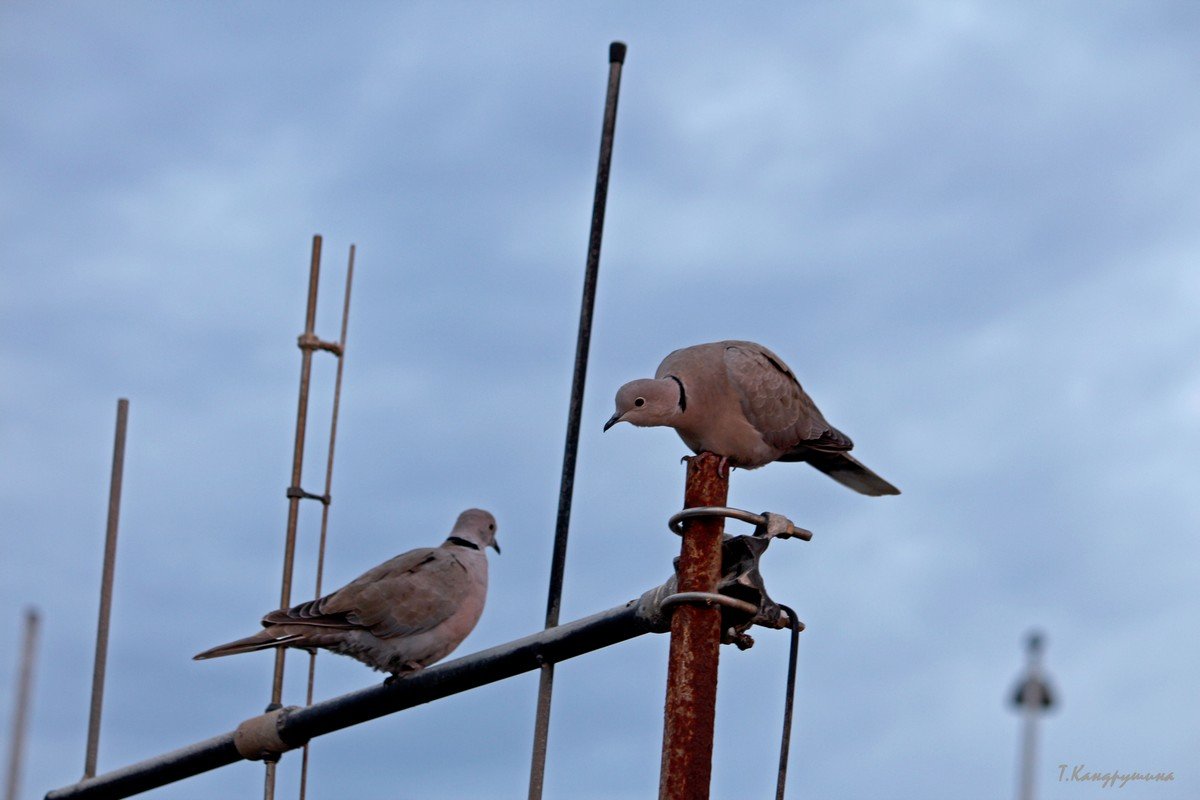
[604,378,684,431]
[452,508,500,554]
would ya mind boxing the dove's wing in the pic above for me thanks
[262,546,472,639]
[721,342,852,453]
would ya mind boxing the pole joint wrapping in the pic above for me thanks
[234,706,308,762]
[296,332,343,356]
[285,486,330,505]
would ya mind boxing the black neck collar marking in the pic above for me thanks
[667,374,687,412]
[446,536,480,550]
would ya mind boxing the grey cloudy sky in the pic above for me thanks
[3,3,1198,799]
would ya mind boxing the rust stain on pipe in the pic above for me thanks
[659,452,728,800]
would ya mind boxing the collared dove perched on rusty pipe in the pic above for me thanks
[194,509,499,676]
[604,341,900,496]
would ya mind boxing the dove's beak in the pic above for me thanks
[603,412,622,432]
[490,541,501,555]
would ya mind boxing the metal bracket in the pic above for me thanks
[652,503,810,647]
[644,510,809,648]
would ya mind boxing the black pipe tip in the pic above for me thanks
[609,41,627,64]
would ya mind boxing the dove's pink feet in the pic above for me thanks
[384,662,425,685]
[680,453,732,478]
[716,455,732,478]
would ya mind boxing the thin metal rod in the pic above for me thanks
[775,604,801,800]
[5,608,40,800]
[659,452,728,800]
[299,243,355,800]
[528,40,626,800]
[46,594,661,800]
[84,398,129,779]
[265,235,323,800]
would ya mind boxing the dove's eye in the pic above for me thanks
[488,523,495,531]
[634,397,645,407]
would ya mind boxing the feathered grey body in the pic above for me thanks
[195,509,498,675]
[607,341,899,496]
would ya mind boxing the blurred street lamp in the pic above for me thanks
[1011,631,1056,800]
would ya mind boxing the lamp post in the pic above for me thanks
[1011,631,1055,800]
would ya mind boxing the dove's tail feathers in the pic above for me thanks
[787,449,901,496]
[193,630,305,661]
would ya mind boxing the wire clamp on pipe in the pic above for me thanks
[659,592,804,631]
[656,504,810,647]
[657,591,804,650]
[658,590,758,616]
[668,507,812,541]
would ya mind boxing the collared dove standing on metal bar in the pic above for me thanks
[195,509,499,677]
[604,340,900,496]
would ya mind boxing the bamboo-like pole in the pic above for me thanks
[264,235,323,800]
[298,244,356,800]
[270,236,324,707]
[4,608,40,800]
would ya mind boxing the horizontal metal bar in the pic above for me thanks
[46,592,664,800]
[54,735,242,800]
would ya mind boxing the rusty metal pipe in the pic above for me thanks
[659,453,728,800]
[84,398,129,779]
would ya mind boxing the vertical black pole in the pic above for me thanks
[774,605,802,800]
[527,41,627,800]
[84,398,129,779]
